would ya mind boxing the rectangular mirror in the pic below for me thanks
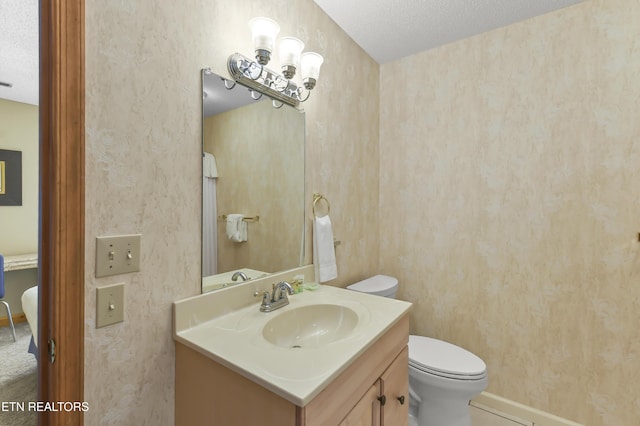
[202,69,306,293]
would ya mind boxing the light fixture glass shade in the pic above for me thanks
[278,37,304,79]
[300,52,324,90]
[279,37,304,66]
[249,17,280,65]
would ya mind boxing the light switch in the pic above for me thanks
[95,234,141,277]
[96,283,125,328]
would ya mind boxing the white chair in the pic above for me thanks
[21,285,38,357]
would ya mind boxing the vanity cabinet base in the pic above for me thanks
[175,343,298,425]
[175,314,409,426]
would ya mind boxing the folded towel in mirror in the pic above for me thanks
[226,214,247,242]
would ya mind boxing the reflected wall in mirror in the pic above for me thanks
[202,69,305,293]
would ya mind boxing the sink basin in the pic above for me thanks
[262,304,358,349]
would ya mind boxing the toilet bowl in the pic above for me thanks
[347,275,488,426]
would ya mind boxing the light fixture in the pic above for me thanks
[227,17,324,107]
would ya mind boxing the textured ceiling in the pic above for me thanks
[0,0,38,105]
[313,0,585,64]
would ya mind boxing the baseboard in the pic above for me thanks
[472,392,584,426]
[0,313,27,327]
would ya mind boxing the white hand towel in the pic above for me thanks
[313,215,338,282]
[226,214,247,242]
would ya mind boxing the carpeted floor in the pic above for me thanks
[0,321,37,426]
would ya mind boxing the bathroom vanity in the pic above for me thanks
[173,267,412,425]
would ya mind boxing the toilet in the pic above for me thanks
[347,275,488,426]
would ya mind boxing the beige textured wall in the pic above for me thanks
[0,99,38,317]
[0,99,38,256]
[205,100,304,274]
[84,0,379,424]
[380,1,639,424]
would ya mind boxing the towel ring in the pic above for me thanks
[312,193,330,217]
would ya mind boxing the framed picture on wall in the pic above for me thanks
[0,149,22,206]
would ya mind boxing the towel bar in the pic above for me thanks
[219,215,259,223]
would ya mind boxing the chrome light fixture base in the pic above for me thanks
[254,48,271,65]
[227,52,302,107]
[303,78,317,91]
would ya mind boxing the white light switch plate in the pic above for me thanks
[95,234,141,277]
[96,283,125,328]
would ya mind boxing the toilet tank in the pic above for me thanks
[346,275,398,298]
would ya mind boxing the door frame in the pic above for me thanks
[39,0,85,424]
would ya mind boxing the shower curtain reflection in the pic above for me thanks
[202,152,218,276]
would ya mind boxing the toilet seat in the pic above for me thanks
[408,335,487,380]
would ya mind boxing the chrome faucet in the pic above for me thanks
[260,281,295,312]
[231,271,249,282]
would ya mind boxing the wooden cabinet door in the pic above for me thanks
[380,347,409,426]
[339,382,381,426]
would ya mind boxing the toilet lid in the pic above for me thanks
[408,335,486,379]
[346,275,398,296]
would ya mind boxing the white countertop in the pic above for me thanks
[174,276,411,406]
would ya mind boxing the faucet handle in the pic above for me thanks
[259,291,274,313]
